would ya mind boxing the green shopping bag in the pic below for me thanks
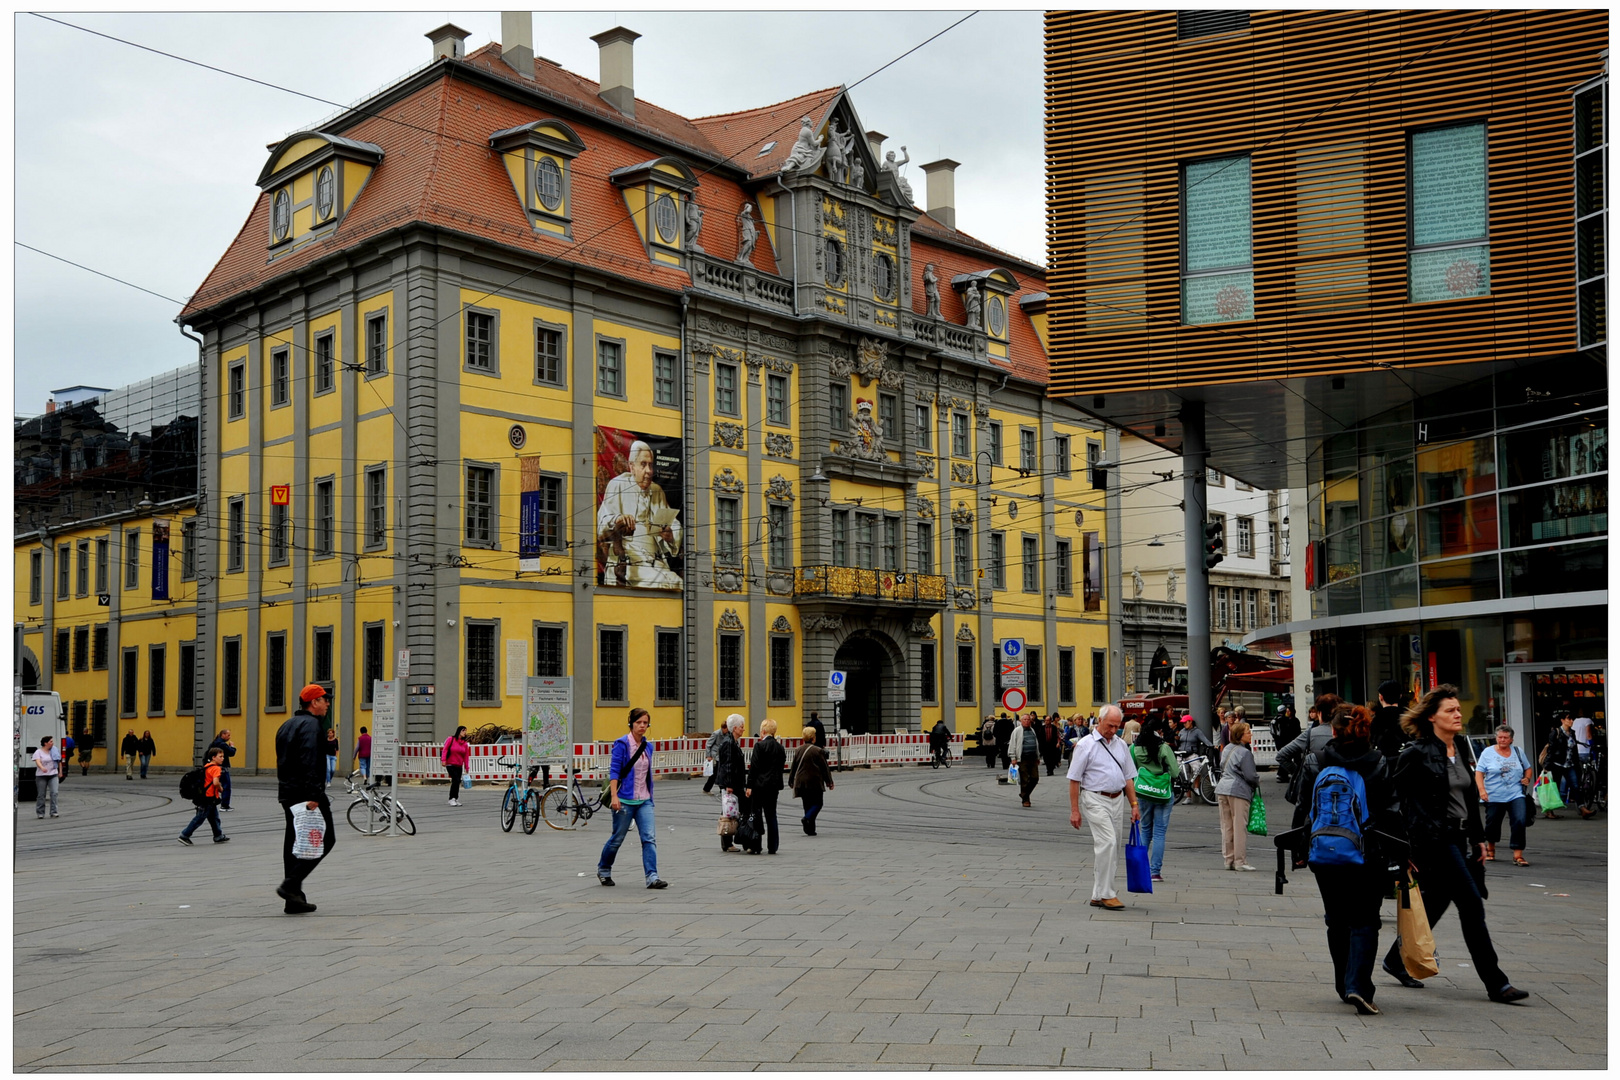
[1246,786,1268,835]
[1534,771,1565,812]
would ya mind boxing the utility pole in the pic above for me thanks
[1180,403,1213,737]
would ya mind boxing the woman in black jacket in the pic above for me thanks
[1381,684,1528,1004]
[745,719,787,855]
[1309,704,1403,1015]
[714,715,747,852]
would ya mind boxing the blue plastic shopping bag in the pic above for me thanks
[1125,819,1153,894]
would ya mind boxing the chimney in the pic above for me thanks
[501,11,534,76]
[865,129,887,162]
[45,399,56,414]
[425,23,470,61]
[591,26,642,118]
[921,159,961,230]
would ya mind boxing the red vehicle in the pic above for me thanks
[1119,648,1292,724]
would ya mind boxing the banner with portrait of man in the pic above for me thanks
[594,426,685,590]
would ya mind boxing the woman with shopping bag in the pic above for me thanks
[1381,685,1529,1004]
[1215,721,1260,871]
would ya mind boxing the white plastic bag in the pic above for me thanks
[720,790,740,820]
[702,760,715,778]
[291,804,327,860]
[1008,762,1020,784]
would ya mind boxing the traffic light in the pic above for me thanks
[1203,519,1225,570]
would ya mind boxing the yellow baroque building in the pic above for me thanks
[150,21,1118,769]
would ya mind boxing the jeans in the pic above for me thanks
[1483,797,1528,850]
[219,770,233,809]
[138,753,151,778]
[1312,863,1384,1001]
[35,774,59,816]
[359,758,370,780]
[181,799,224,840]
[754,788,781,853]
[801,794,824,833]
[598,800,659,883]
[281,797,335,896]
[325,755,337,785]
[1384,834,1509,993]
[1137,795,1173,875]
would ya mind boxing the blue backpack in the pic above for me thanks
[1307,765,1370,867]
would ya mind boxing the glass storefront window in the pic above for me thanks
[1361,566,1419,610]
[1416,372,1494,443]
[1497,358,1606,430]
[1417,437,1496,502]
[1503,539,1607,598]
[1361,514,1416,571]
[1314,578,1361,618]
[1325,525,1360,581]
[1499,479,1607,547]
[1420,618,1505,734]
[1360,455,1414,521]
[1419,554,1500,605]
[1497,416,1607,489]
[1419,495,1498,560]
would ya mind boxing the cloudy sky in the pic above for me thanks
[13,10,1045,417]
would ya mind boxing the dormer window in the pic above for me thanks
[986,295,1006,336]
[256,131,382,255]
[653,194,679,243]
[491,118,587,240]
[608,156,701,269]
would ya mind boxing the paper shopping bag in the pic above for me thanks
[1396,878,1440,979]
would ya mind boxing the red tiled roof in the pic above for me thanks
[690,87,845,178]
[181,47,1042,381]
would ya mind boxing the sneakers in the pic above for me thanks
[276,883,306,904]
[1489,985,1530,1004]
[213,836,231,843]
[177,835,193,846]
[598,875,615,887]
[1236,864,1258,872]
[646,879,669,890]
[1151,873,1165,882]
[284,899,316,914]
[221,806,233,812]
[448,798,461,806]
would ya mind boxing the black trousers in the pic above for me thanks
[1311,863,1386,1001]
[1384,835,1509,993]
[281,797,335,895]
[1018,755,1041,802]
[754,788,781,853]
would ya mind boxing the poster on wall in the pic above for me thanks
[594,426,684,590]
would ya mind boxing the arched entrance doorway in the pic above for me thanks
[833,632,897,735]
[20,651,40,691]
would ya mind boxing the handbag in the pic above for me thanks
[717,815,738,836]
[1534,770,1565,812]
[1396,878,1440,979]
[1125,820,1153,894]
[1133,745,1174,801]
[290,804,326,860]
[1246,786,1268,835]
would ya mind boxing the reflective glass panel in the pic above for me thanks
[1419,496,1498,561]
[1419,554,1500,605]
[1417,437,1496,503]
[1503,539,1606,598]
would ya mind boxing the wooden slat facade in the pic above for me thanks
[1045,9,1607,397]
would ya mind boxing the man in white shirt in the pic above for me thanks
[1573,714,1594,759]
[1067,705,1139,909]
[32,735,60,818]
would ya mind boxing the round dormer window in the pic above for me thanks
[535,157,562,211]
[315,166,335,220]
[654,193,679,243]
[272,189,291,241]
[987,295,1006,337]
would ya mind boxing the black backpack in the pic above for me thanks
[178,768,206,802]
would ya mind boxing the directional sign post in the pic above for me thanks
[999,638,1026,689]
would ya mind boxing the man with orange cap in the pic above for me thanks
[275,684,336,914]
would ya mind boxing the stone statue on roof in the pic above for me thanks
[780,116,823,175]
[1166,567,1179,603]
[963,281,983,330]
[684,196,704,253]
[827,119,855,186]
[1132,566,1145,599]
[736,203,758,265]
[882,146,913,203]
[923,264,941,319]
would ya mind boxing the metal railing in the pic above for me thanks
[793,564,948,605]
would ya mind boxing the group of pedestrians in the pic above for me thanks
[119,730,158,779]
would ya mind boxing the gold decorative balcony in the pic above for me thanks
[792,565,949,607]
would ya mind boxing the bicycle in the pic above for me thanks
[495,756,543,835]
[1172,750,1218,805]
[343,770,416,836]
[930,741,952,769]
[1575,754,1605,815]
[539,772,607,831]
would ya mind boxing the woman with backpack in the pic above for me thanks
[1130,712,1178,882]
[1308,704,1402,1015]
[1381,685,1528,1004]
[1475,725,1534,866]
[442,726,471,806]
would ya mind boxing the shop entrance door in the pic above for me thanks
[1504,662,1608,765]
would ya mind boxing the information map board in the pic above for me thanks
[524,677,572,770]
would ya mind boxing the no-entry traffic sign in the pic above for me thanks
[1001,687,1027,712]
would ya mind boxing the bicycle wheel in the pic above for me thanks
[521,789,541,834]
[1196,764,1217,805]
[943,748,952,769]
[501,785,519,832]
[347,798,385,835]
[540,784,577,830]
[393,807,417,836]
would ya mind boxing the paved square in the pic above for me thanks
[13,764,1607,1070]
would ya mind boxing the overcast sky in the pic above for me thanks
[12,10,1045,417]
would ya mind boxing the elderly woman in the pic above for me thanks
[1381,685,1527,1003]
[746,719,786,855]
[715,714,748,852]
[1215,720,1260,871]
[789,726,834,835]
[1476,725,1534,866]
